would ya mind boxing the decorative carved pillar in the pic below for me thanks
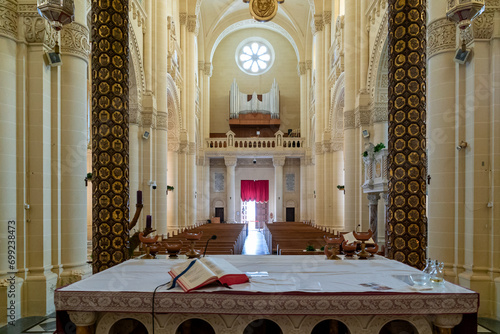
[224,156,237,223]
[0,0,19,323]
[273,156,286,222]
[367,193,381,243]
[387,0,427,269]
[59,21,92,285]
[91,0,130,273]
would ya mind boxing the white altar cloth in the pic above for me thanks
[55,255,478,316]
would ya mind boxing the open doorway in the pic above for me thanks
[242,201,256,229]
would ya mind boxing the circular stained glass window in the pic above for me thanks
[235,38,274,75]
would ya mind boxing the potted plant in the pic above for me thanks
[337,185,344,191]
[166,185,174,194]
[85,172,92,187]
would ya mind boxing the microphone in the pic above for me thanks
[203,235,217,257]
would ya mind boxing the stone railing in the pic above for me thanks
[362,148,388,193]
[205,130,305,154]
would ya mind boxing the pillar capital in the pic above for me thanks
[367,193,381,205]
[61,22,90,62]
[297,61,307,76]
[306,60,312,70]
[432,314,463,331]
[0,0,18,40]
[323,11,332,25]
[312,14,324,34]
[224,156,237,167]
[273,156,286,167]
[68,311,97,327]
[20,8,58,48]
[187,14,199,36]
[427,18,456,60]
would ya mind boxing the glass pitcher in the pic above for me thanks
[430,260,444,285]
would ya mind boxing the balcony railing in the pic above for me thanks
[205,131,305,153]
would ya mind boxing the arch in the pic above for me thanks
[366,315,433,334]
[367,10,388,97]
[212,199,225,208]
[208,19,301,64]
[167,74,182,152]
[129,27,145,125]
[96,313,152,334]
[329,72,345,137]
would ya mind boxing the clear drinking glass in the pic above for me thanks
[430,260,444,285]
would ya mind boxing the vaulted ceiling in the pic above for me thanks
[198,0,314,62]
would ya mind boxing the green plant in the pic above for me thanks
[320,246,324,251]
[305,245,315,251]
[374,143,386,152]
[362,151,368,157]
[337,185,344,190]
[167,185,175,191]
[86,172,92,180]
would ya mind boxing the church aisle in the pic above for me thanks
[241,223,270,255]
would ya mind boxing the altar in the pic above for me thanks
[55,255,478,334]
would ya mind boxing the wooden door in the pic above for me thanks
[286,208,295,222]
[215,207,224,223]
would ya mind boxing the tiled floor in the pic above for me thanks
[242,223,270,255]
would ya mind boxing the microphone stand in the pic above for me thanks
[203,235,217,257]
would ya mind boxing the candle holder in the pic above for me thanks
[366,243,379,257]
[139,232,159,259]
[353,230,374,260]
[324,234,344,260]
[163,241,183,258]
[185,231,203,259]
[341,240,357,258]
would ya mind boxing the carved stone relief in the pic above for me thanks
[427,18,456,59]
[214,173,225,192]
[61,22,90,61]
[0,0,18,40]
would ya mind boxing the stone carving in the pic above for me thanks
[312,14,323,34]
[224,156,237,167]
[297,61,306,76]
[323,11,332,25]
[214,173,225,192]
[367,11,388,96]
[461,6,495,43]
[0,0,18,40]
[23,16,57,48]
[130,26,145,97]
[285,174,295,192]
[344,110,355,129]
[68,311,97,326]
[187,15,198,36]
[61,22,90,60]
[157,112,168,130]
[372,102,388,123]
[273,156,286,166]
[427,18,456,59]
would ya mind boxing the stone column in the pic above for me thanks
[300,157,308,221]
[177,140,188,227]
[0,0,19,323]
[426,0,458,278]
[92,0,130,273]
[167,148,179,233]
[343,0,357,232]
[313,14,325,227]
[298,62,307,142]
[458,1,497,316]
[141,95,156,227]
[273,156,285,222]
[58,20,91,286]
[367,193,380,243]
[387,0,427,269]
[224,157,237,223]
[153,0,169,236]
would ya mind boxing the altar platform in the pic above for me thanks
[55,255,479,334]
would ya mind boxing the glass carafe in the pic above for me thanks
[430,260,444,285]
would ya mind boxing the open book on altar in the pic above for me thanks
[168,257,249,292]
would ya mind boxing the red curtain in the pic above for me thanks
[241,180,269,203]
